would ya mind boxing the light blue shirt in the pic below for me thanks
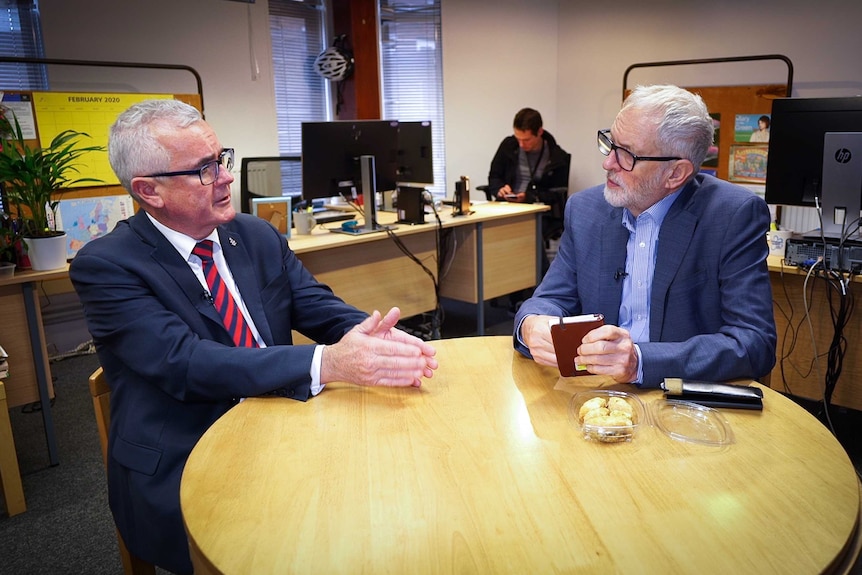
[619,190,680,383]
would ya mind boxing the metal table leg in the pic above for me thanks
[22,282,59,466]
[475,222,484,336]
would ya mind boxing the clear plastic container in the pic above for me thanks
[651,399,734,446]
[569,390,646,443]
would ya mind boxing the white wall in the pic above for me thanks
[554,0,862,192]
[39,0,280,208]
[441,0,560,197]
[37,0,862,203]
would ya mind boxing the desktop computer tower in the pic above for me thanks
[396,186,425,224]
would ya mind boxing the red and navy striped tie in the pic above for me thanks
[193,240,258,348]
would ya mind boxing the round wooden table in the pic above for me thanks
[181,336,861,574]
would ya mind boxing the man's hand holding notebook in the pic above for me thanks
[548,314,605,377]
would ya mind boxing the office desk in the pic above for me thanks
[767,255,862,412]
[288,202,548,335]
[0,266,64,466]
[181,336,861,574]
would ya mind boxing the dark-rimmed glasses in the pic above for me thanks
[597,130,681,172]
[144,148,235,185]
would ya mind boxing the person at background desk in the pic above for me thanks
[487,107,569,203]
[69,99,438,575]
[514,85,776,386]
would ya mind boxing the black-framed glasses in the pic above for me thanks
[597,130,681,172]
[144,148,235,185]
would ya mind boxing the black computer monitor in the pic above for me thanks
[301,120,400,202]
[765,96,862,236]
[395,121,433,186]
[239,156,301,214]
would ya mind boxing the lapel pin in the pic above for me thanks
[229,237,237,247]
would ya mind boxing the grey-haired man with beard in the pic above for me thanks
[514,84,776,387]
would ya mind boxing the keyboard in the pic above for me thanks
[312,210,356,224]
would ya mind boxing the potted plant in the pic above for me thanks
[0,110,104,270]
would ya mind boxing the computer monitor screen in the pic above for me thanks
[301,120,400,202]
[395,121,433,186]
[239,156,301,214]
[765,96,862,210]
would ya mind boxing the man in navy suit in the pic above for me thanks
[70,99,438,574]
[514,85,776,386]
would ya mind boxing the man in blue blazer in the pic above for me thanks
[515,85,776,386]
[70,99,438,574]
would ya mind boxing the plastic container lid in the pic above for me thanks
[651,399,734,446]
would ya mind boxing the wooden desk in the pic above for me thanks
[0,266,64,466]
[181,336,861,574]
[767,255,862,412]
[288,202,548,335]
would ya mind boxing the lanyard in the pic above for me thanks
[527,138,546,182]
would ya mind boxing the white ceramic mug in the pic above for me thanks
[294,212,315,235]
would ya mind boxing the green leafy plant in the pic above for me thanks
[0,110,104,237]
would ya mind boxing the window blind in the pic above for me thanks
[269,0,329,153]
[379,0,446,197]
[268,0,329,196]
[0,0,47,90]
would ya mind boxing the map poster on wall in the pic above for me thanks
[32,92,174,186]
[51,195,136,258]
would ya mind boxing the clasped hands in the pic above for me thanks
[321,307,438,388]
[520,315,639,383]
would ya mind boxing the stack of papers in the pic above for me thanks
[0,344,8,379]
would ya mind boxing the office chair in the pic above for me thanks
[0,380,26,516]
[477,151,571,248]
[88,368,156,575]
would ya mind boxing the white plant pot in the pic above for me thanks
[23,232,68,271]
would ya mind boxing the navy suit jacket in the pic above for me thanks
[514,174,777,386]
[70,212,367,574]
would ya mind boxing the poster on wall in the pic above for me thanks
[0,92,38,139]
[51,195,136,258]
[729,144,768,184]
[735,113,771,143]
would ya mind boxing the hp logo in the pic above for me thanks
[834,148,852,163]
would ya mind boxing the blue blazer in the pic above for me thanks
[70,212,367,574]
[515,174,777,387]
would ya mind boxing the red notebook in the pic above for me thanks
[549,314,605,377]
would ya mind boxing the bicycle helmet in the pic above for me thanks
[314,37,354,82]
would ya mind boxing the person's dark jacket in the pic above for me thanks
[487,130,569,203]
